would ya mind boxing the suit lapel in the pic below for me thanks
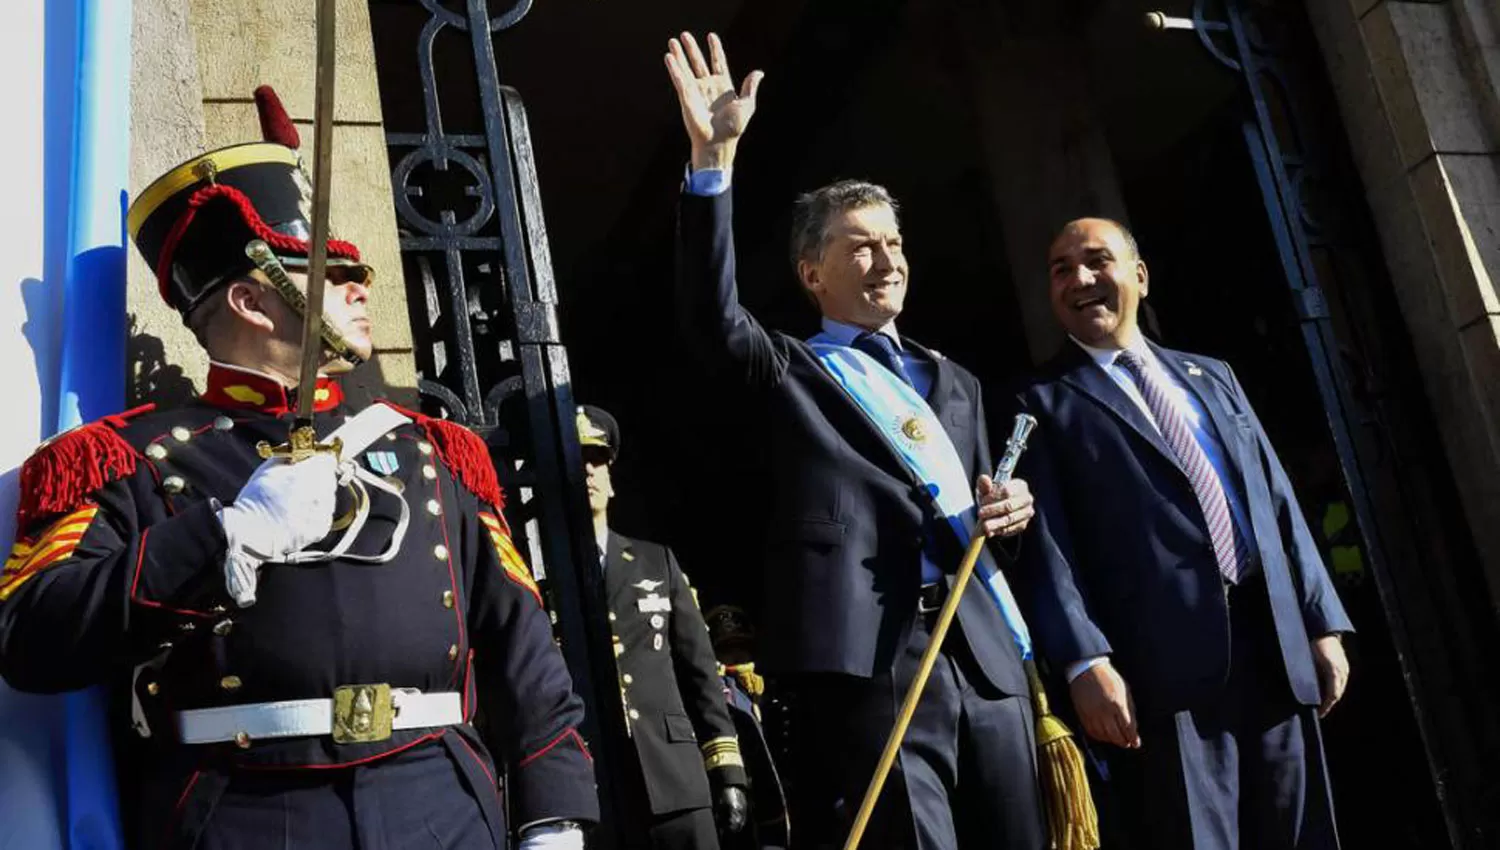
[906,340,975,473]
[1152,344,1256,489]
[807,337,923,491]
[1056,343,1184,474]
[907,339,951,410]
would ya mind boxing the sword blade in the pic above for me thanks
[295,0,339,425]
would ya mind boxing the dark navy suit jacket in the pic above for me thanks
[675,189,1027,696]
[1012,341,1352,716]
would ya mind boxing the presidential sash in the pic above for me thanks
[808,335,1033,660]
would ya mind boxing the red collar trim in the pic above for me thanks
[202,363,344,414]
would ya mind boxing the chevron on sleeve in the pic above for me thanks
[2,504,101,601]
[479,511,541,604]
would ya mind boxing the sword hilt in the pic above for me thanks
[256,423,343,464]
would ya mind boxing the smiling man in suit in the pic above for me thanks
[1013,218,1353,849]
[666,32,1044,850]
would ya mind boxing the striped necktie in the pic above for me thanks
[1116,349,1242,584]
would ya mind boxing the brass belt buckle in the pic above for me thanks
[332,683,393,744]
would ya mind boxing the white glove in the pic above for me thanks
[217,453,338,607]
[518,822,584,850]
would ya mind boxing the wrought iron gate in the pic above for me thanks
[1157,1,1500,845]
[370,0,640,844]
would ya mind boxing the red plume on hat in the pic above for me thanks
[253,85,301,149]
[126,82,366,316]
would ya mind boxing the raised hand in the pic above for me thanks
[663,32,764,171]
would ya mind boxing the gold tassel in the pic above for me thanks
[729,662,765,699]
[1026,660,1100,850]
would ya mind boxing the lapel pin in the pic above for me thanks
[1182,360,1203,377]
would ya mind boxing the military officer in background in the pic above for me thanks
[579,404,750,849]
[704,605,790,850]
[0,88,597,849]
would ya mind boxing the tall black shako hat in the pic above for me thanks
[126,86,373,327]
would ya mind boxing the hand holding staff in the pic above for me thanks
[842,414,1099,850]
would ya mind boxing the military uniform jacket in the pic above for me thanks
[0,365,598,844]
[605,532,746,815]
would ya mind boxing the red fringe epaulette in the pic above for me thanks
[16,404,155,530]
[378,402,505,508]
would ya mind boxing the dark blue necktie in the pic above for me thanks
[853,332,915,389]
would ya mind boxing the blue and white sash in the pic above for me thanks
[809,334,1032,660]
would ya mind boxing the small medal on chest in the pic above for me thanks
[365,450,400,475]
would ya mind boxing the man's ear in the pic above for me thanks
[797,259,820,294]
[1137,258,1150,300]
[224,278,276,333]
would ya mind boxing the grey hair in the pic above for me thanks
[789,179,900,268]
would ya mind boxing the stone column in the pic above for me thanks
[959,32,1132,363]
[129,0,416,405]
[1307,0,1500,612]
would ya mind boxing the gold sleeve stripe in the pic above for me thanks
[700,736,741,756]
[704,751,746,771]
[478,512,541,605]
[1,505,99,601]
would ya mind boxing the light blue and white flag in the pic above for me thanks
[0,0,131,847]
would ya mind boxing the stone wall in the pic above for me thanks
[129,0,415,406]
[1306,0,1500,615]
[128,0,208,408]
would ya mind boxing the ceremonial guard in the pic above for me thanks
[0,89,597,849]
[578,405,749,849]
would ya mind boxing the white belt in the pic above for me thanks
[177,686,462,746]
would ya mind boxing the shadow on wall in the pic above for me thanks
[344,351,419,409]
[17,278,53,439]
[126,321,417,411]
[127,315,196,409]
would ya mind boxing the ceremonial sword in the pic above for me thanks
[257,0,343,463]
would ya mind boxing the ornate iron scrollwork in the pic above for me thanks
[372,0,638,842]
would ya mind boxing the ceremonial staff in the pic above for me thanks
[843,414,1100,850]
[256,0,344,462]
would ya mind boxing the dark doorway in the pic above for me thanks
[1084,1,1468,846]
[369,0,1466,845]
